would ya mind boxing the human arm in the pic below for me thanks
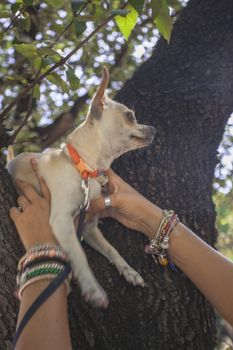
[10,173,72,350]
[90,169,233,326]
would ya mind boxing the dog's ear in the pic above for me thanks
[90,66,109,119]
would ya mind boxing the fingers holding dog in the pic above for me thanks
[30,158,51,201]
[9,206,21,222]
[89,193,117,216]
[17,195,31,211]
[15,179,40,203]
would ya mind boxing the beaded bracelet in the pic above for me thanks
[145,210,179,266]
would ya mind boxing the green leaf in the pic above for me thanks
[11,3,22,14]
[167,0,182,12]
[115,5,138,40]
[74,19,86,36]
[111,9,130,17]
[32,57,42,69]
[111,0,121,7]
[19,14,31,32]
[50,23,64,35]
[14,43,38,59]
[37,47,61,58]
[66,67,80,90]
[47,73,69,94]
[71,0,86,15]
[76,15,96,21]
[44,0,64,9]
[41,57,55,68]
[23,0,34,5]
[0,10,11,18]
[6,74,28,84]
[151,0,162,19]
[129,0,145,14]
[152,0,173,42]
[33,84,40,99]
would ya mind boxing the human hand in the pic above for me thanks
[89,169,163,238]
[9,159,57,251]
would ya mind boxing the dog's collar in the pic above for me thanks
[66,143,99,180]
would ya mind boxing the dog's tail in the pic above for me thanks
[7,145,15,163]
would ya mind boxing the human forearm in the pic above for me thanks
[90,169,233,325]
[16,280,72,350]
[169,223,233,325]
[141,203,233,326]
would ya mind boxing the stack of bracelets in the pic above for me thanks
[145,210,180,267]
[16,244,72,300]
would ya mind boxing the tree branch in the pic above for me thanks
[53,1,90,45]
[9,92,34,144]
[0,5,126,122]
[0,5,27,38]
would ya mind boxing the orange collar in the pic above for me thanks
[66,143,99,180]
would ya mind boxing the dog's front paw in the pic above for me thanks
[77,270,109,308]
[117,264,145,287]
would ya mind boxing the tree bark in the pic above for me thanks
[1,0,233,349]
[0,160,24,349]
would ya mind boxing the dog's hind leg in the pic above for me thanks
[83,220,145,287]
[50,213,108,308]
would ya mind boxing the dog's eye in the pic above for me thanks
[125,111,135,123]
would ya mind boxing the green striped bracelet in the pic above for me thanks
[26,267,64,279]
[20,263,65,286]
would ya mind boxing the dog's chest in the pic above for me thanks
[89,179,101,200]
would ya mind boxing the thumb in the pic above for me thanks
[9,207,21,223]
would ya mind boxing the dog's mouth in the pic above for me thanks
[130,134,154,149]
[130,135,146,142]
[130,126,156,145]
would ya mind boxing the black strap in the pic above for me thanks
[13,206,87,348]
[76,205,87,241]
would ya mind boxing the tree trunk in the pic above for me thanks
[0,161,24,349]
[1,0,233,349]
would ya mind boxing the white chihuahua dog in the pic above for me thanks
[8,67,156,307]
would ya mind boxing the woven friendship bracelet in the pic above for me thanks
[18,245,68,272]
[17,271,72,300]
[20,255,67,273]
[17,263,65,286]
[16,245,72,301]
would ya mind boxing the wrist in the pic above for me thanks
[19,279,67,301]
[167,222,193,264]
[24,232,57,252]
[139,199,163,239]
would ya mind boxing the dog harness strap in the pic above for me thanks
[66,143,98,180]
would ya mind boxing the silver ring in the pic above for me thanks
[104,196,112,209]
[17,206,23,212]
